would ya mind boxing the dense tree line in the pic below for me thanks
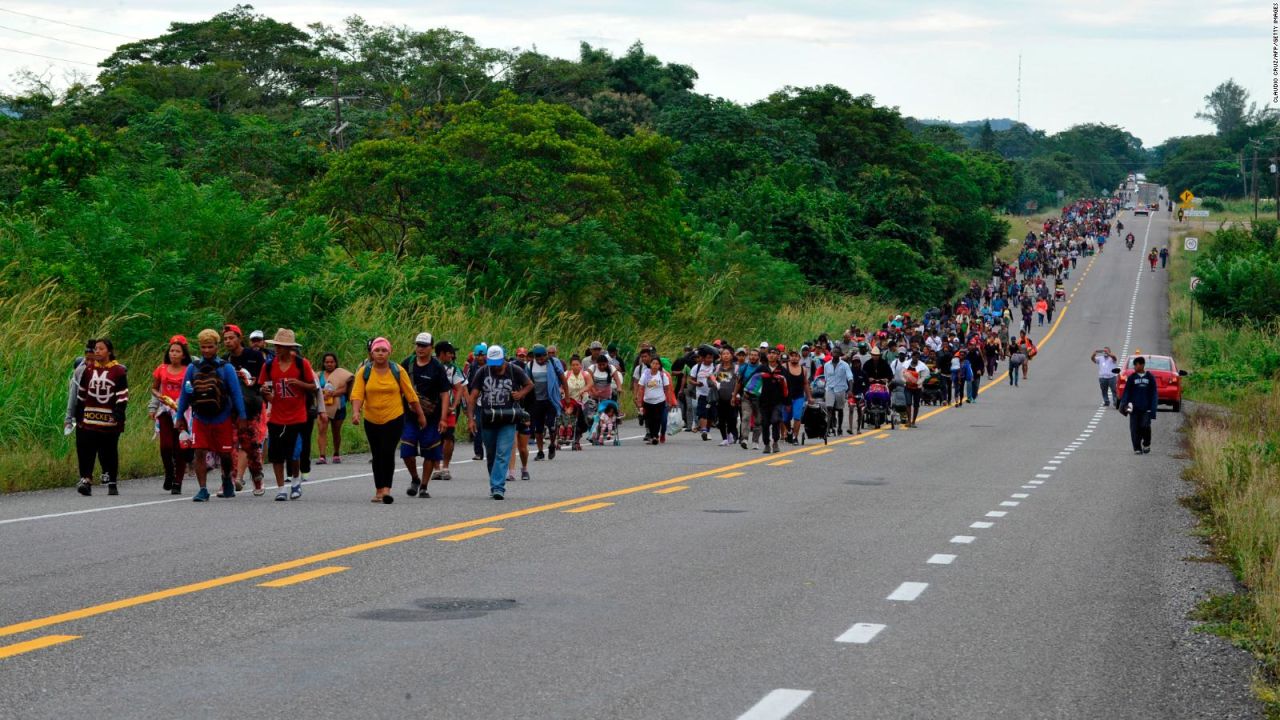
[1,5,1127,346]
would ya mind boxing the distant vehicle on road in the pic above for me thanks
[1133,205,1149,216]
[1116,354,1186,412]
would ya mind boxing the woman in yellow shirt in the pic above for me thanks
[351,337,426,503]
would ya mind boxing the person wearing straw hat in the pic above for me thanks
[258,329,315,502]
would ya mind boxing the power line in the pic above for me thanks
[0,45,96,66]
[0,7,140,41]
[0,22,111,51]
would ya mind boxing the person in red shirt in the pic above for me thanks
[258,329,316,501]
[150,336,192,493]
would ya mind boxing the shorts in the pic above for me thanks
[400,422,444,461]
[824,391,847,408]
[696,395,711,420]
[331,407,347,422]
[442,426,456,441]
[786,397,806,423]
[192,418,236,454]
[266,423,305,464]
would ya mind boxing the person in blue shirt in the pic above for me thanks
[176,328,248,501]
[1117,356,1159,454]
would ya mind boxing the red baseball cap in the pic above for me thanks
[222,324,243,337]
[775,343,786,352]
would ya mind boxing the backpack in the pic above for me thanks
[191,359,227,417]
[361,360,402,384]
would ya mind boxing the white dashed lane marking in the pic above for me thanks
[887,582,929,601]
[835,623,886,644]
[736,689,814,720]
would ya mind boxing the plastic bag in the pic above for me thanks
[667,406,685,433]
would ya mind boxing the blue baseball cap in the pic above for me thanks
[473,343,488,356]
[486,345,505,367]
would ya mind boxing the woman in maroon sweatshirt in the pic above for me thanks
[76,338,129,496]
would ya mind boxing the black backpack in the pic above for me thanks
[191,359,227,417]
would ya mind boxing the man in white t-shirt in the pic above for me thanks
[1091,346,1119,407]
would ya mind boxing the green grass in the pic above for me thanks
[1170,219,1280,712]
[0,287,906,494]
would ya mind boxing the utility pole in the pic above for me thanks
[332,66,343,151]
[1254,144,1260,221]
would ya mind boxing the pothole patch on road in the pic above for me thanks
[355,597,518,622]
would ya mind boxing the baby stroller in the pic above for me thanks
[1054,285,1066,301]
[800,402,828,445]
[864,382,892,429]
[889,382,908,428]
[587,399,621,446]
[556,399,580,450]
[921,374,944,406]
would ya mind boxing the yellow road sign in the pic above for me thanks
[1179,189,1194,204]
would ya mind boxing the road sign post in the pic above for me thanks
[1189,276,1201,331]
[1184,237,1198,252]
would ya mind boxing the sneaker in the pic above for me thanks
[651,438,659,446]
[492,492,504,500]
[316,456,328,465]
[418,491,430,499]
[659,434,666,444]
[440,470,452,481]
[301,473,310,482]
[233,479,244,492]
[1134,449,1143,455]
[548,443,556,460]
[275,489,289,501]
[1142,446,1151,454]
[535,450,545,461]
[740,440,748,449]
[473,455,484,462]
[521,469,530,482]
[76,478,91,496]
[719,438,730,447]
[506,474,516,485]
[763,445,772,455]
[772,441,780,453]
[251,487,265,497]
[162,477,173,492]
[170,482,183,496]
[193,487,210,502]
[332,456,342,464]
[701,432,709,441]
[751,442,759,450]
[407,478,421,497]
[107,482,119,496]
[290,482,302,500]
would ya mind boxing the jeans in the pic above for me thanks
[1098,376,1118,406]
[481,423,518,494]
[471,414,484,459]
[966,378,978,402]
[739,395,761,443]
[1009,365,1020,385]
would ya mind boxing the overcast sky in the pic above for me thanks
[0,0,1266,146]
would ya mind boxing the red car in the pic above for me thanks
[1116,354,1187,412]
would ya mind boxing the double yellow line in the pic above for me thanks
[0,253,1098,651]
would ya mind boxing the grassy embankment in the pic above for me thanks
[1164,220,1280,711]
[0,285,906,494]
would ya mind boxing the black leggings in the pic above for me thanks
[643,401,665,440]
[76,429,120,482]
[364,416,405,489]
[298,415,316,474]
[716,399,738,439]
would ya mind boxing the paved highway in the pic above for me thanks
[0,209,1260,719]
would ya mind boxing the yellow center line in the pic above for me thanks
[852,440,866,446]
[258,566,349,588]
[0,634,79,659]
[439,527,504,542]
[875,433,891,439]
[563,502,614,514]
[653,486,689,494]
[717,472,744,478]
[767,459,793,466]
[0,255,1100,643]
[810,448,835,456]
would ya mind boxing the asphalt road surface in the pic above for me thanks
[0,209,1261,719]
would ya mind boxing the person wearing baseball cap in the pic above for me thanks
[465,344,489,462]
[467,345,534,500]
[221,323,267,492]
[400,332,451,498]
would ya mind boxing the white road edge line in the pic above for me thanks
[835,623,886,644]
[736,689,813,720]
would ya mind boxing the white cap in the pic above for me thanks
[414,332,433,346]
[486,345,505,366]
[758,341,769,349]
[249,330,264,340]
